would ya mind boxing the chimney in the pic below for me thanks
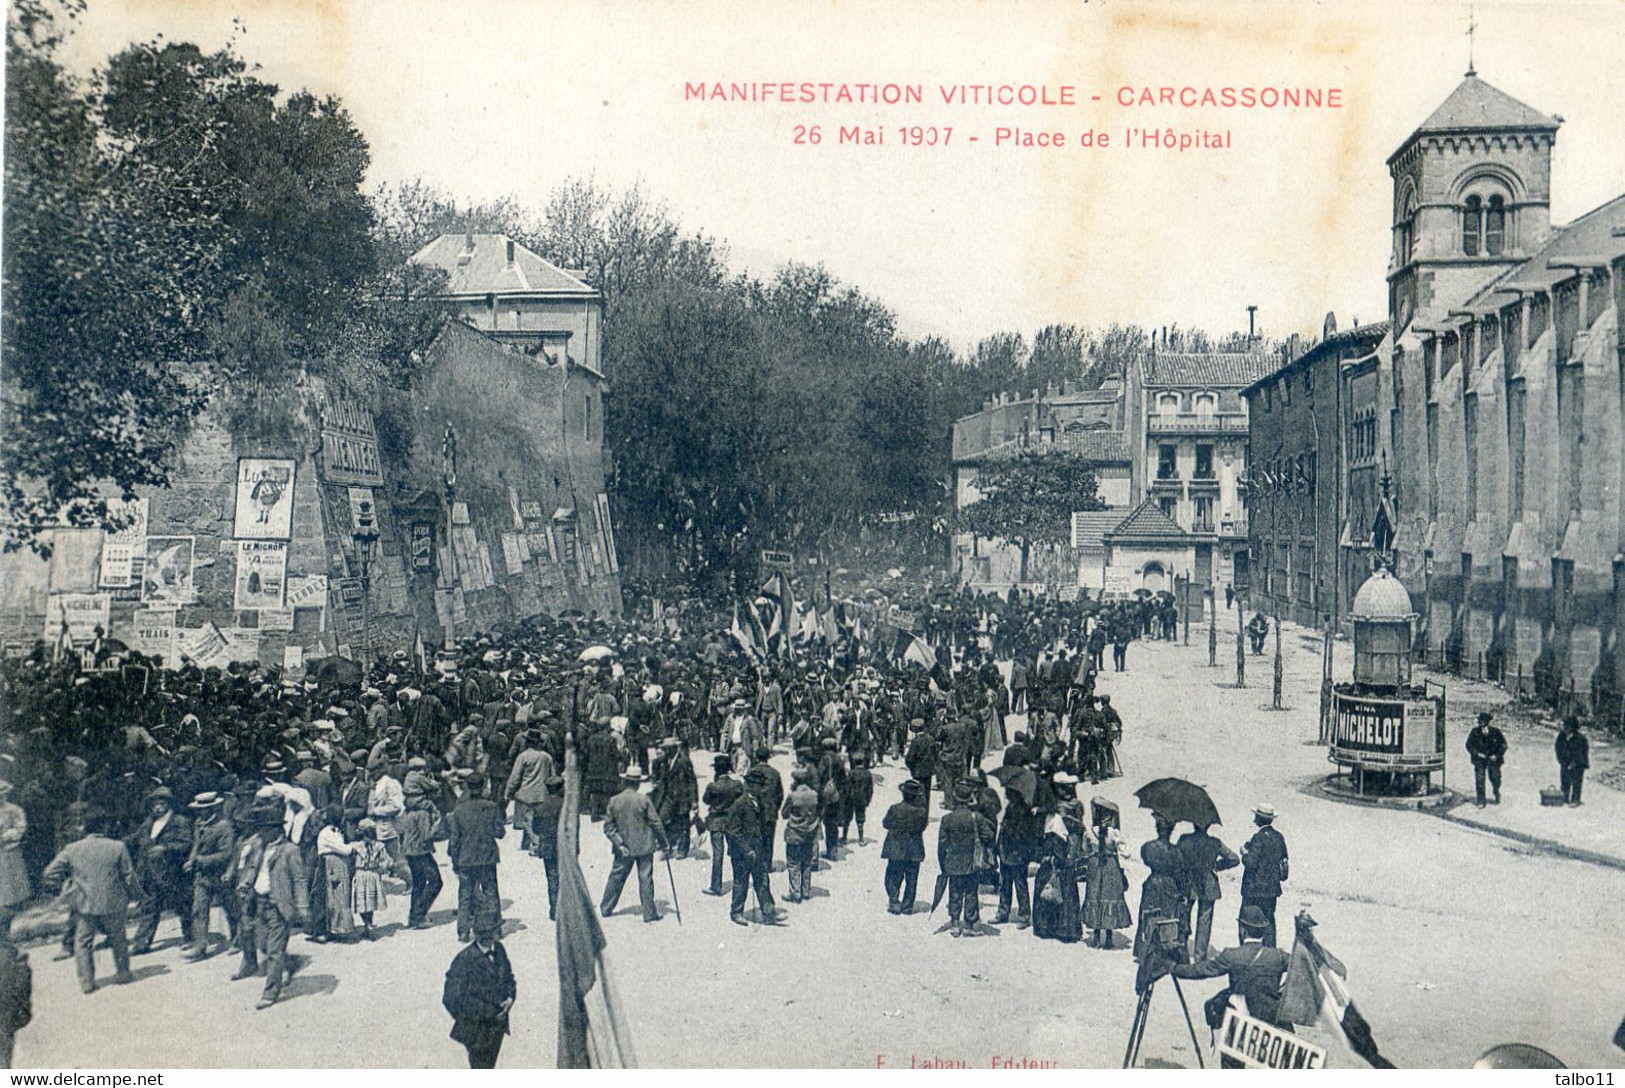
[1246,304,1258,340]
[505,238,516,266]
[464,231,474,252]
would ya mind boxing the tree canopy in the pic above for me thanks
[957,451,1106,579]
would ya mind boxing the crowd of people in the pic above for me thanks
[0,578,1298,1064]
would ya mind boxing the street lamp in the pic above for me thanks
[352,499,380,669]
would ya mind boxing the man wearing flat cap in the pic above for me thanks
[130,786,193,955]
[600,769,669,922]
[1239,804,1288,947]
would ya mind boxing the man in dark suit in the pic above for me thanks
[724,783,780,926]
[1465,711,1507,806]
[701,755,743,897]
[1172,904,1292,1065]
[446,775,505,942]
[252,805,308,1010]
[994,779,1040,928]
[1556,717,1589,806]
[533,775,564,921]
[1239,804,1288,947]
[1176,821,1239,960]
[442,916,516,1068]
[938,782,993,937]
[42,812,137,994]
[129,787,193,955]
[744,748,784,868]
[904,720,936,817]
[882,779,928,914]
[600,770,668,922]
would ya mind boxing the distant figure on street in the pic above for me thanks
[599,770,668,922]
[1465,711,1507,806]
[1247,612,1270,655]
[1239,803,1288,947]
[442,916,516,1068]
[1555,717,1589,806]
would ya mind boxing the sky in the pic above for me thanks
[58,0,1625,351]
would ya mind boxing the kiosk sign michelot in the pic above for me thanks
[1216,1008,1327,1069]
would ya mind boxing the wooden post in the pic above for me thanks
[1236,599,1247,688]
[1208,589,1218,667]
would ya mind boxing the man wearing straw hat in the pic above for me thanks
[182,791,235,961]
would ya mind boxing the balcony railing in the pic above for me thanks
[1147,413,1248,435]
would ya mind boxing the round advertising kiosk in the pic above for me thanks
[1328,568,1447,796]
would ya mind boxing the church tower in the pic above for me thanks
[1386,73,1560,333]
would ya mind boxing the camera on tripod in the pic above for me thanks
[1147,916,1183,957]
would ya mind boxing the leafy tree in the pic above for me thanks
[3,0,218,551]
[957,451,1105,581]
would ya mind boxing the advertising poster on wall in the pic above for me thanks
[234,540,288,611]
[130,607,177,662]
[233,458,296,539]
[48,528,102,593]
[98,498,149,588]
[141,537,197,604]
[43,593,111,644]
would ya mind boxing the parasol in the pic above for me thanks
[578,645,616,663]
[1133,777,1220,828]
[990,764,1038,805]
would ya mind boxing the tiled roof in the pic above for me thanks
[1057,429,1131,463]
[411,233,599,298]
[1071,509,1128,549]
[1391,75,1560,165]
[1243,322,1391,396]
[1414,75,1559,135]
[1461,192,1625,308]
[1139,352,1279,388]
[1104,499,1188,542]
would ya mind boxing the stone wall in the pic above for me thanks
[0,319,621,668]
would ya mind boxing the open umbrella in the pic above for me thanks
[1134,777,1220,828]
[990,764,1038,805]
[307,655,362,686]
[578,645,616,663]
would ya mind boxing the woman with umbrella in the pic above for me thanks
[1081,797,1132,948]
[1031,773,1084,943]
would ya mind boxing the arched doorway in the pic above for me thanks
[1142,561,1167,593]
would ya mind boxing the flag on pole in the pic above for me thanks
[556,747,636,1068]
[729,603,761,661]
[1279,916,1395,1069]
[901,634,937,671]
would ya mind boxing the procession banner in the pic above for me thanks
[234,540,289,611]
[1215,1007,1326,1069]
[142,536,197,604]
[234,458,296,539]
